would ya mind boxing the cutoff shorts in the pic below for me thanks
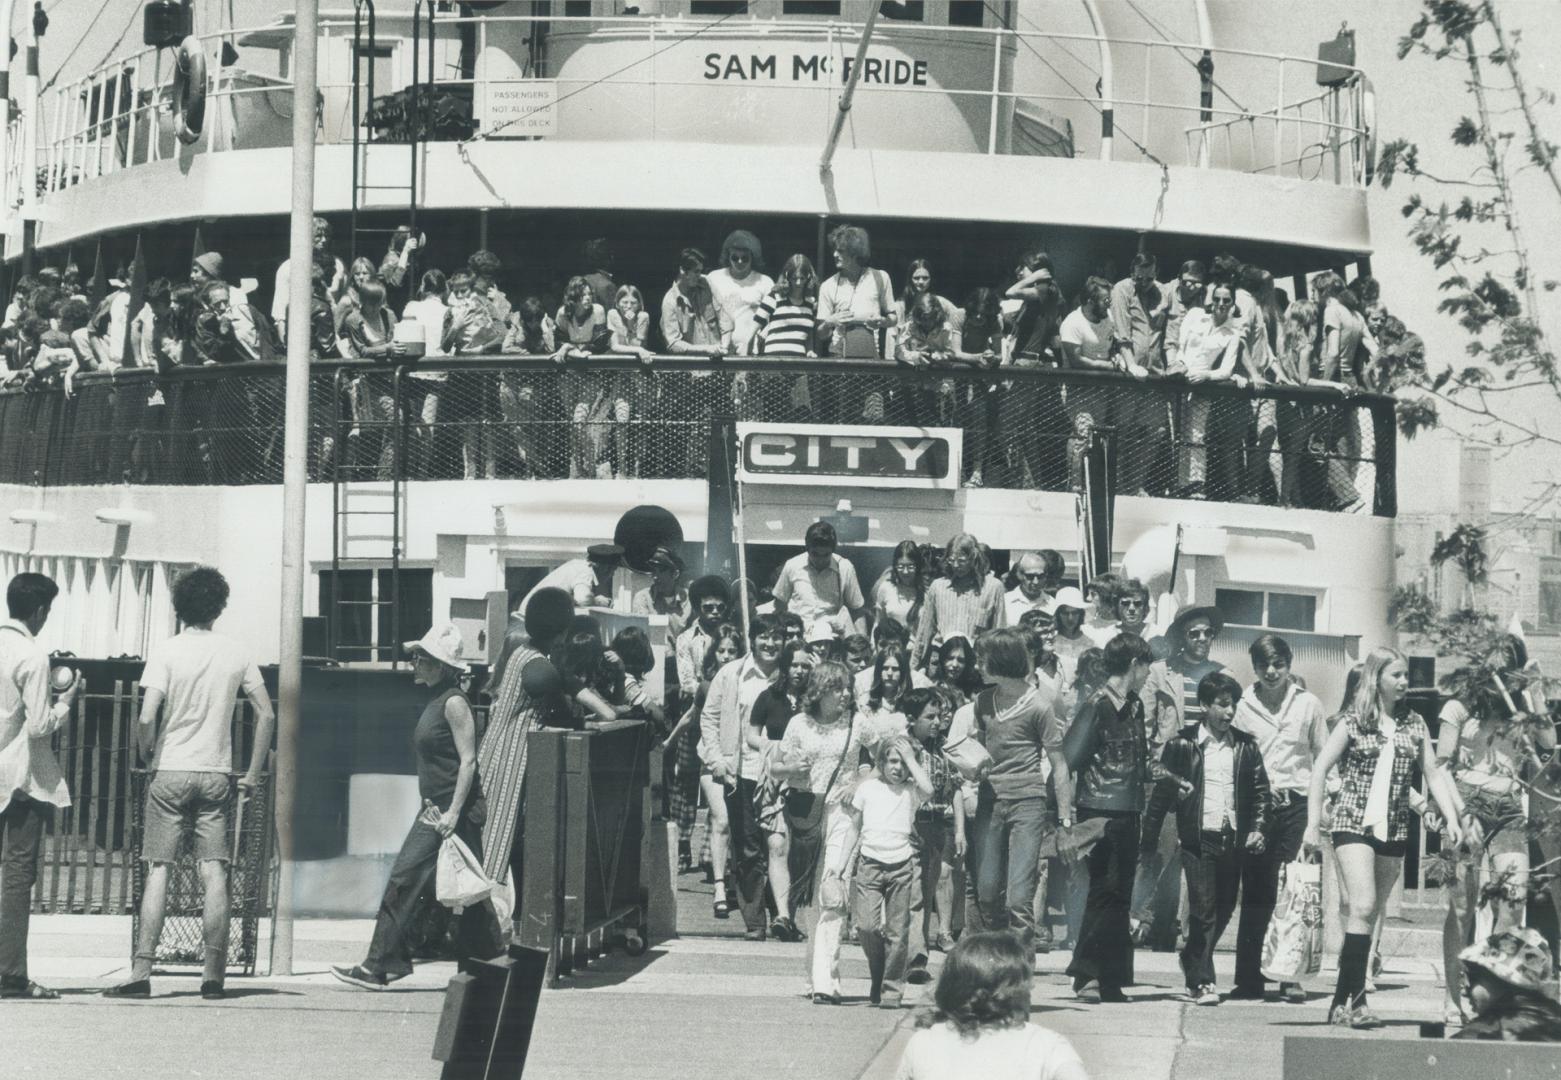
[142,770,231,864]
[1331,830,1406,860]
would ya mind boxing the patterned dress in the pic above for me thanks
[478,642,550,882]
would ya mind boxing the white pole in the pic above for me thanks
[818,0,882,175]
[0,0,17,240]
[1080,0,1113,162]
[271,0,318,978]
[21,0,39,223]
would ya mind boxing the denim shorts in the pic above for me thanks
[142,771,231,864]
[1331,830,1406,860]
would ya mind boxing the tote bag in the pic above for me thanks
[1261,859,1323,981]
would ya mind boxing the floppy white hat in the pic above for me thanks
[403,621,470,674]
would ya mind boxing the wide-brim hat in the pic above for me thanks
[1167,605,1224,646]
[1460,928,1554,996]
[404,621,470,674]
[807,619,837,644]
[1051,586,1087,613]
[193,251,225,279]
[586,542,624,561]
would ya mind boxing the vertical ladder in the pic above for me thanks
[328,366,408,665]
[348,0,430,292]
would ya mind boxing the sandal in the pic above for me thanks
[0,978,59,1000]
[713,898,730,920]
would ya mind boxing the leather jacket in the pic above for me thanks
[1142,723,1270,856]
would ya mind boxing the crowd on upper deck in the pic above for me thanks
[0,219,1417,506]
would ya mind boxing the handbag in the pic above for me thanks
[783,716,854,908]
[1260,858,1323,981]
[435,833,495,912]
[943,691,996,781]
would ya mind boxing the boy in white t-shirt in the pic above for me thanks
[850,735,934,1008]
[105,567,273,1002]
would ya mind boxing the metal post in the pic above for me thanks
[0,0,15,245]
[21,0,42,228]
[1081,0,1112,161]
[819,0,883,175]
[986,28,1001,155]
[1273,58,1284,176]
[272,0,319,979]
[1193,0,1213,168]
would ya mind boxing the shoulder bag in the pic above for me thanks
[942,688,995,781]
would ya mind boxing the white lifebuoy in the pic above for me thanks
[1359,74,1377,185]
[172,35,207,146]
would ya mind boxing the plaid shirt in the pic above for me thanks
[1329,710,1429,843]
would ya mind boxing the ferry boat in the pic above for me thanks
[0,1,1394,918]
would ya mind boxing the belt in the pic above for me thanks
[1269,789,1308,808]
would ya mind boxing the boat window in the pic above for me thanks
[564,1,592,16]
[782,1,840,15]
[1215,587,1317,633]
[691,1,749,13]
[948,0,983,27]
[881,1,925,20]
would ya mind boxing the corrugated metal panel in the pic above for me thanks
[1210,625,1358,715]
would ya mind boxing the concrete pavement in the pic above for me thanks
[9,875,1459,1080]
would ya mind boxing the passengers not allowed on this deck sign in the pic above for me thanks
[735,423,962,491]
[478,80,559,138]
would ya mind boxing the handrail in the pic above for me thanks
[23,12,1373,206]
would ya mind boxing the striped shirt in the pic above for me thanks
[753,296,817,356]
[913,575,1007,667]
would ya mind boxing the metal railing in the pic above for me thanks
[0,357,1397,515]
[22,13,1372,204]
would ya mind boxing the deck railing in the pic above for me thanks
[20,13,1372,204]
[0,357,1396,515]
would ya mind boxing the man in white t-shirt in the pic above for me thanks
[1059,277,1133,490]
[1005,551,1058,626]
[106,567,273,1001]
[772,521,867,635]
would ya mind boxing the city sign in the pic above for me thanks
[736,423,961,490]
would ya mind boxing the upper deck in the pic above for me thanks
[4,4,1376,258]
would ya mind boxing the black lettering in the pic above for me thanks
[704,53,721,80]
[891,59,912,84]
[724,55,747,80]
[913,59,928,86]
[842,57,854,81]
[752,54,777,79]
[864,57,884,82]
[794,54,823,80]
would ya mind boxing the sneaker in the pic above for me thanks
[101,978,151,1000]
[1074,980,1101,1004]
[1195,985,1220,1006]
[1349,1003,1384,1029]
[330,964,388,991]
[200,980,225,1001]
[1282,983,1307,1005]
[907,964,932,986]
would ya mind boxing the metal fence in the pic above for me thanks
[0,358,1397,515]
[31,659,274,937]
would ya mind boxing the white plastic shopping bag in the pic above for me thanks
[435,833,494,912]
[1261,859,1323,981]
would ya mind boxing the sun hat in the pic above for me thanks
[806,619,838,644]
[403,621,469,674]
[1167,605,1224,647]
[1051,586,1087,613]
[1460,927,1555,996]
[192,252,225,279]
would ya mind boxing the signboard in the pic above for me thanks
[736,423,961,491]
[702,50,930,86]
[478,80,558,138]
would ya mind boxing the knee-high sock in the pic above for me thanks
[1332,932,1372,1009]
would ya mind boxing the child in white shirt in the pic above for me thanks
[850,735,933,1008]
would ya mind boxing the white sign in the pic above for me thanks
[736,423,962,491]
[479,80,558,138]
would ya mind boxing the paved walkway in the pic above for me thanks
[9,867,1457,1080]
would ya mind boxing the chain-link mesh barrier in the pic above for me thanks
[129,771,273,975]
[0,359,1395,513]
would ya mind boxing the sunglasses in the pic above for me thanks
[700,602,727,613]
[1021,572,1048,583]
[1118,599,1145,610]
[1185,628,1214,641]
